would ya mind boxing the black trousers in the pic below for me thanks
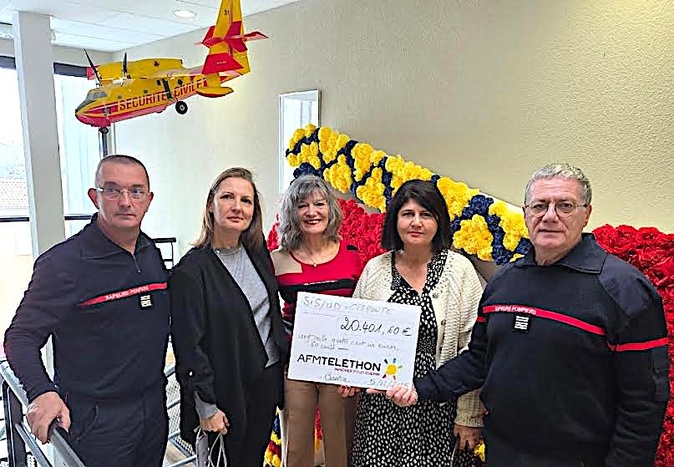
[66,383,168,467]
[208,362,283,467]
[485,431,605,467]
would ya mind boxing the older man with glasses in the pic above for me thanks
[4,155,170,467]
[383,163,669,466]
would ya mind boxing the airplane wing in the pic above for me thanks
[89,58,185,81]
[87,62,123,82]
[162,66,241,78]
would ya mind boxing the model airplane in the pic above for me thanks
[75,0,266,131]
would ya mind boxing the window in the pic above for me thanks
[54,72,100,233]
[279,90,320,192]
[0,65,31,333]
[0,58,100,331]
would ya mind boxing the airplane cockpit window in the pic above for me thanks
[78,89,108,109]
[87,90,108,99]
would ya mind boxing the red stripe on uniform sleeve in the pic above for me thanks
[476,316,486,323]
[606,337,668,352]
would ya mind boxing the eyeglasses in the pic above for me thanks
[97,186,149,200]
[525,201,588,218]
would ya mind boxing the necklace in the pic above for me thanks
[214,245,241,256]
[303,247,318,267]
[298,241,337,268]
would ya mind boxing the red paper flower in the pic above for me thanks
[595,225,674,467]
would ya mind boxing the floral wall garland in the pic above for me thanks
[285,124,530,264]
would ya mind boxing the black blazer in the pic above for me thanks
[169,244,287,445]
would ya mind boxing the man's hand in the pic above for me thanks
[337,385,360,398]
[454,424,481,450]
[200,409,230,434]
[26,391,71,444]
[366,384,419,407]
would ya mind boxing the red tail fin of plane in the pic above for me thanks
[199,0,266,75]
[199,26,216,47]
[202,53,243,75]
[199,22,267,51]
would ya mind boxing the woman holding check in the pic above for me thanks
[272,174,363,467]
[340,179,484,467]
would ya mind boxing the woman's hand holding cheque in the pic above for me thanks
[363,384,419,407]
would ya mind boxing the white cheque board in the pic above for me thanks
[287,292,421,389]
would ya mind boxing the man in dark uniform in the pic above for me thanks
[4,155,170,466]
[384,163,669,466]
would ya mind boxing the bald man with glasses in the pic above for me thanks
[383,163,669,467]
[4,155,170,467]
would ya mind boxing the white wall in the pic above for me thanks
[114,0,674,257]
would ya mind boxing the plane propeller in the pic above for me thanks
[122,52,130,79]
[84,49,102,87]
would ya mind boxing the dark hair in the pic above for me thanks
[278,175,342,251]
[95,154,150,189]
[193,167,264,250]
[381,179,452,254]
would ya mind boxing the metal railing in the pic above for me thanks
[164,363,195,467]
[0,361,85,467]
[0,361,195,467]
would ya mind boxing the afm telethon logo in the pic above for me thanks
[382,358,403,380]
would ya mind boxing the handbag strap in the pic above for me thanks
[209,432,227,467]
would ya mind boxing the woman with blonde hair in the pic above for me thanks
[170,167,287,466]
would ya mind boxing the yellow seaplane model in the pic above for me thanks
[75,0,266,131]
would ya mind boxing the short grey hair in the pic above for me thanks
[524,163,592,205]
[95,154,150,189]
[278,175,343,251]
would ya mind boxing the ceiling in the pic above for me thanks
[0,0,297,52]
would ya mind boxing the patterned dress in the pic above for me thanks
[352,250,475,467]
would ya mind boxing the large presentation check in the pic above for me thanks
[287,292,421,389]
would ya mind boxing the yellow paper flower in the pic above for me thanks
[453,216,494,261]
[318,127,336,163]
[474,441,486,462]
[287,153,299,167]
[384,155,406,191]
[489,201,529,250]
[324,155,352,193]
[288,123,316,150]
[437,177,478,219]
[352,143,375,181]
[370,150,386,166]
[356,168,386,212]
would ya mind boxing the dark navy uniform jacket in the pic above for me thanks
[4,215,170,402]
[416,234,669,466]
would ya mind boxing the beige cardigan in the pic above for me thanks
[352,250,484,427]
